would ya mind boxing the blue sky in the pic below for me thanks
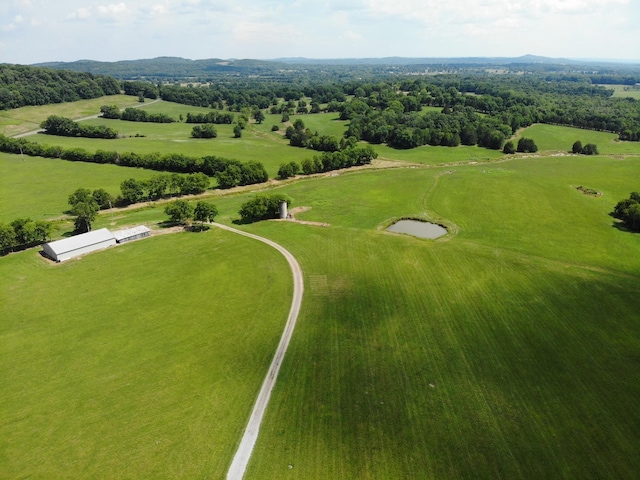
[2,0,639,64]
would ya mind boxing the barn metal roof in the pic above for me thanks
[44,228,115,255]
[113,225,151,242]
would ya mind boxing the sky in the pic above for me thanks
[2,0,639,64]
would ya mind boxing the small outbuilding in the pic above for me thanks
[113,225,151,244]
[42,228,116,262]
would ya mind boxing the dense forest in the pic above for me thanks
[0,64,121,110]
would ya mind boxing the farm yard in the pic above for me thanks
[1,87,640,480]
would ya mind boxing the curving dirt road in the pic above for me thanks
[214,223,304,480]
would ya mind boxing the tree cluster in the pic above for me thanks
[191,124,217,138]
[185,111,235,124]
[611,192,640,232]
[164,200,218,225]
[40,115,118,139]
[0,218,53,255]
[0,64,121,110]
[67,188,111,233]
[119,173,210,205]
[0,135,269,186]
[239,194,292,222]
[572,141,599,155]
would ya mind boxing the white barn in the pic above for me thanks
[42,228,116,262]
[113,225,151,244]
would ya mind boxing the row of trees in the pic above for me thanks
[0,135,269,185]
[119,173,210,204]
[100,105,175,123]
[277,145,378,179]
[185,111,235,124]
[40,115,118,139]
[0,218,53,254]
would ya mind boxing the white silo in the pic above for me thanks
[279,200,288,219]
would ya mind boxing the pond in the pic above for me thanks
[386,220,447,239]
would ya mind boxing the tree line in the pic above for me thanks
[0,134,269,187]
[0,218,53,255]
[100,105,175,123]
[0,64,121,110]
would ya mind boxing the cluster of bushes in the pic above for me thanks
[191,124,217,138]
[0,218,53,255]
[277,145,377,179]
[572,141,599,155]
[100,105,175,123]
[503,137,538,154]
[239,193,292,222]
[40,115,118,139]
[0,135,269,187]
[611,192,640,232]
[185,111,235,124]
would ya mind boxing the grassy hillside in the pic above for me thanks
[0,229,291,479]
[1,96,640,479]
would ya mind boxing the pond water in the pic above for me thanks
[386,220,447,239]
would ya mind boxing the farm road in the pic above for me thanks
[214,223,304,480]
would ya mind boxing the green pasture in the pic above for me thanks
[0,229,291,479]
[0,95,140,137]
[27,118,312,178]
[518,123,640,154]
[373,144,504,165]
[2,97,640,479]
[603,84,640,99]
[0,152,155,222]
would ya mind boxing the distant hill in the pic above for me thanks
[32,55,640,81]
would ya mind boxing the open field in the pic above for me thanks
[2,96,640,479]
[603,84,640,99]
[518,123,640,154]
[0,95,141,137]
[0,229,291,479]
[0,152,156,222]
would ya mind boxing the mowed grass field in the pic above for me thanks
[2,96,640,478]
[228,161,640,479]
[0,229,291,479]
[518,123,640,155]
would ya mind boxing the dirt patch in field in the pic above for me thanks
[277,206,330,227]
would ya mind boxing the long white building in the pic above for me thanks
[42,228,116,262]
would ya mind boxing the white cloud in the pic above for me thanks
[67,7,92,20]
[97,2,131,19]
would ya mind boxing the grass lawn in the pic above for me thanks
[518,124,640,155]
[372,144,504,165]
[0,228,291,479]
